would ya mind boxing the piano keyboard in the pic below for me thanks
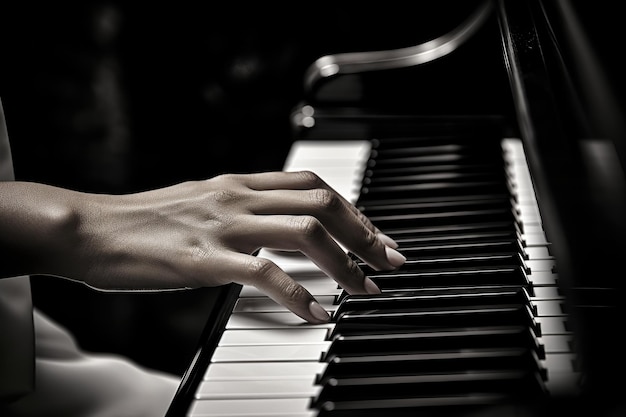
[186,135,579,416]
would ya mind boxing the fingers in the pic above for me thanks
[236,171,405,271]
[212,212,389,324]
[197,171,407,324]
[253,189,404,271]
[235,170,331,191]
[214,251,334,324]
[227,214,380,295]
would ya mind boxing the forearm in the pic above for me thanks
[0,180,197,290]
[0,181,87,279]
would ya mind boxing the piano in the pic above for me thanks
[166,0,626,416]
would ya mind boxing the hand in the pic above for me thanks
[1,171,406,324]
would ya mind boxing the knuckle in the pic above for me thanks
[244,257,277,280]
[346,257,364,277]
[310,188,342,212]
[187,238,210,262]
[290,215,326,242]
[363,229,379,248]
[357,210,375,228]
[242,258,310,308]
[212,173,237,183]
[209,189,239,204]
[169,240,218,287]
[280,279,310,302]
[295,170,324,188]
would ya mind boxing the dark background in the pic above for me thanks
[0,1,622,378]
[0,2,491,377]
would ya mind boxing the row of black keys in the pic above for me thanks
[310,135,549,416]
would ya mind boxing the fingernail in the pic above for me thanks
[308,300,331,322]
[378,233,399,249]
[385,246,406,268]
[364,277,381,294]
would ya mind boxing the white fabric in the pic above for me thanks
[0,309,179,417]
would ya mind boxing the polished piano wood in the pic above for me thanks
[166,0,626,415]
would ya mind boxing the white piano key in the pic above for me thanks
[523,232,550,246]
[195,378,320,400]
[522,224,545,235]
[528,271,558,286]
[188,397,316,417]
[532,286,563,300]
[285,164,362,176]
[533,300,566,316]
[542,353,580,396]
[284,140,371,165]
[212,343,329,362]
[536,316,570,334]
[234,295,337,313]
[524,246,553,259]
[255,250,325,274]
[517,203,542,218]
[540,334,574,353]
[237,280,341,298]
[284,168,363,191]
[526,259,556,272]
[226,312,335,329]
[219,328,329,346]
[247,250,348,288]
[205,362,326,380]
[284,141,370,204]
[518,211,542,224]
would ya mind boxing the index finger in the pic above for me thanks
[239,171,402,270]
[213,250,332,324]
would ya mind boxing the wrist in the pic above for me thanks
[0,182,84,278]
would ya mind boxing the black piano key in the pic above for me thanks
[363,163,504,180]
[323,326,544,359]
[366,146,505,169]
[358,197,514,215]
[314,394,518,417]
[317,348,547,385]
[362,171,507,188]
[335,285,538,307]
[367,265,531,289]
[385,240,526,259]
[373,221,522,239]
[359,180,511,200]
[370,137,503,155]
[365,207,518,230]
[366,159,506,182]
[330,304,540,337]
[359,253,528,275]
[369,140,503,155]
[357,193,516,210]
[312,369,548,411]
[333,287,534,318]
[365,150,502,168]
[369,132,503,146]
[389,229,522,246]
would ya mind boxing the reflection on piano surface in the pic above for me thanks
[166,0,626,416]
